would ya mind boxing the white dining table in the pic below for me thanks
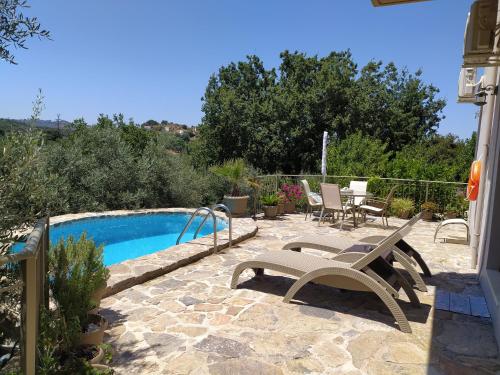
[340,189,373,228]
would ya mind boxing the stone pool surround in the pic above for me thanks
[50,208,258,297]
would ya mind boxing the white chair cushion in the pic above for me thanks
[308,192,323,204]
[359,205,383,213]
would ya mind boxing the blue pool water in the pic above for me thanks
[17,213,226,266]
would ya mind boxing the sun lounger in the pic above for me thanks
[282,213,431,292]
[231,226,420,333]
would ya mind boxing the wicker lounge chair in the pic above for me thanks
[231,225,420,333]
[282,213,431,292]
[301,179,322,221]
[359,185,398,228]
[319,183,353,228]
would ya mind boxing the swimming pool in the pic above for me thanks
[47,213,226,266]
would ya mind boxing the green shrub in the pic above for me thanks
[391,198,415,218]
[49,234,109,347]
[367,177,386,197]
[210,159,250,197]
[260,193,279,206]
[43,125,140,212]
[137,136,205,207]
[421,201,439,213]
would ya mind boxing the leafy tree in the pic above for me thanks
[327,132,390,177]
[143,119,159,127]
[43,125,140,212]
[197,50,446,173]
[137,135,204,207]
[0,0,50,64]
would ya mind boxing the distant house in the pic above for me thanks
[141,120,197,137]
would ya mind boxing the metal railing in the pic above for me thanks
[176,207,218,253]
[0,217,49,375]
[194,204,232,248]
[256,174,468,213]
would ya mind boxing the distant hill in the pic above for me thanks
[0,118,72,129]
[0,118,72,139]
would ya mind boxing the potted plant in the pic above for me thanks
[260,193,279,219]
[421,201,439,221]
[280,183,303,214]
[211,159,250,216]
[444,202,459,219]
[391,198,415,219]
[50,234,109,348]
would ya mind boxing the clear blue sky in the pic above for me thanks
[0,0,477,138]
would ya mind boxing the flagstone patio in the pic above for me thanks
[99,214,500,374]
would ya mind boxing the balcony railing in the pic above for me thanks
[0,217,49,375]
[256,174,468,213]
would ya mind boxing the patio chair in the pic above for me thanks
[231,225,420,333]
[301,179,323,221]
[359,185,398,228]
[349,180,368,206]
[319,183,353,228]
[282,213,431,292]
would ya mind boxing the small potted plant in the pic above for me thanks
[444,202,459,219]
[391,198,415,219]
[260,193,279,219]
[280,183,303,214]
[210,159,250,216]
[421,201,439,221]
[50,235,109,348]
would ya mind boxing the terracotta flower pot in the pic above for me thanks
[80,314,108,346]
[398,210,411,219]
[89,282,108,314]
[445,211,458,219]
[277,203,284,215]
[223,195,249,217]
[421,210,434,221]
[284,202,296,214]
[263,205,278,219]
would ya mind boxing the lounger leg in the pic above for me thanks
[282,267,412,333]
[230,262,265,289]
[393,251,427,292]
[392,268,420,307]
[396,240,432,277]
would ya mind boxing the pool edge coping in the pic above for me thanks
[50,208,258,297]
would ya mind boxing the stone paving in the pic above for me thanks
[99,214,500,374]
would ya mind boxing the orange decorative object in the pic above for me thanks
[467,160,481,201]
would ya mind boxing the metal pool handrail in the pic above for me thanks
[176,207,218,253]
[193,204,232,248]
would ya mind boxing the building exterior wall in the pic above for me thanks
[476,1,500,346]
[479,65,500,344]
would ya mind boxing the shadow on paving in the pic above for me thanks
[237,274,431,329]
[425,271,500,375]
[236,269,500,374]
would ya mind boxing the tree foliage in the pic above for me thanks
[326,131,476,182]
[0,0,51,64]
[196,50,446,173]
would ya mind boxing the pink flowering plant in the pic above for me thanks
[280,183,303,203]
